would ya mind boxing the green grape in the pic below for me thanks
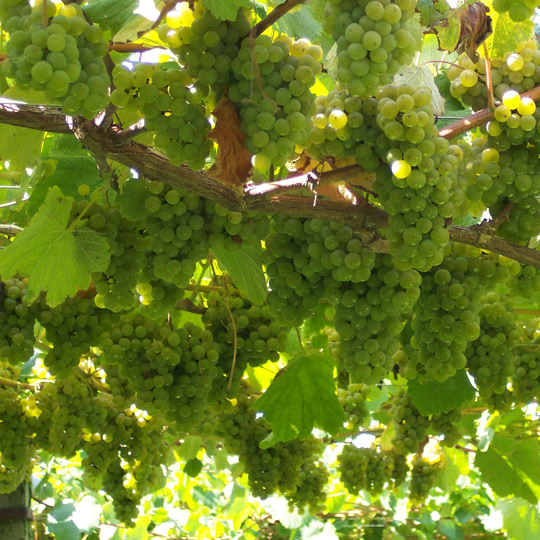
[409,454,445,501]
[323,0,420,96]
[390,390,430,455]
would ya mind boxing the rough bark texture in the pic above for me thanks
[1,102,540,268]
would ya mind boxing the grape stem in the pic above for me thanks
[2,102,540,268]
[482,42,495,111]
[108,43,159,54]
[0,223,23,236]
[252,0,309,37]
[42,0,48,28]
[0,376,34,390]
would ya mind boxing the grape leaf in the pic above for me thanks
[275,7,322,42]
[407,369,475,415]
[211,242,267,304]
[27,134,104,216]
[484,9,533,60]
[84,0,150,40]
[202,0,251,21]
[114,179,150,221]
[0,123,44,171]
[394,65,446,116]
[497,499,540,540]
[0,186,110,307]
[475,441,538,505]
[254,352,345,447]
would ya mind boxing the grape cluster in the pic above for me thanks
[338,444,395,495]
[492,0,539,23]
[406,247,509,383]
[0,382,35,493]
[284,461,329,514]
[323,0,420,97]
[216,386,325,504]
[390,390,430,455]
[448,41,540,113]
[202,287,288,398]
[98,314,221,430]
[463,143,540,245]
[337,382,370,429]
[336,254,421,384]
[409,454,444,502]
[265,215,376,326]
[159,2,251,90]
[0,278,36,366]
[307,87,381,170]
[430,409,462,447]
[36,291,118,376]
[1,0,110,118]
[511,332,540,404]
[228,34,321,171]
[373,84,461,271]
[91,180,268,317]
[507,263,540,301]
[111,63,212,169]
[466,293,519,399]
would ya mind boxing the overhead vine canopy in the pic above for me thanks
[2,0,540,538]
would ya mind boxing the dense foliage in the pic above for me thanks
[1,0,540,539]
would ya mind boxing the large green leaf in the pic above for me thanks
[211,242,267,304]
[498,499,540,540]
[27,134,104,216]
[84,0,150,40]
[254,352,345,447]
[0,186,110,306]
[202,0,251,21]
[47,502,81,540]
[275,7,322,42]
[475,442,538,504]
[407,370,475,415]
[485,7,533,60]
[72,496,102,533]
[0,123,44,171]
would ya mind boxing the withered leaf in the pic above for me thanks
[208,97,252,186]
[455,2,492,60]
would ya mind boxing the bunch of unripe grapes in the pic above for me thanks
[323,0,420,97]
[307,86,381,170]
[216,386,325,503]
[265,215,376,326]
[462,141,540,244]
[337,383,370,429]
[79,391,176,525]
[98,314,221,431]
[430,409,462,447]
[511,330,540,404]
[158,2,251,90]
[202,287,288,399]
[373,84,460,272]
[390,390,430,455]
[448,41,540,112]
[336,254,421,384]
[466,293,519,399]
[228,34,321,172]
[508,263,540,301]
[408,254,484,383]
[1,0,110,118]
[338,444,395,495]
[408,454,445,502]
[0,278,37,366]
[284,461,329,514]
[0,384,36,493]
[111,63,212,170]
[492,0,539,23]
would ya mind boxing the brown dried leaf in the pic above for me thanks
[455,2,492,60]
[208,97,252,186]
